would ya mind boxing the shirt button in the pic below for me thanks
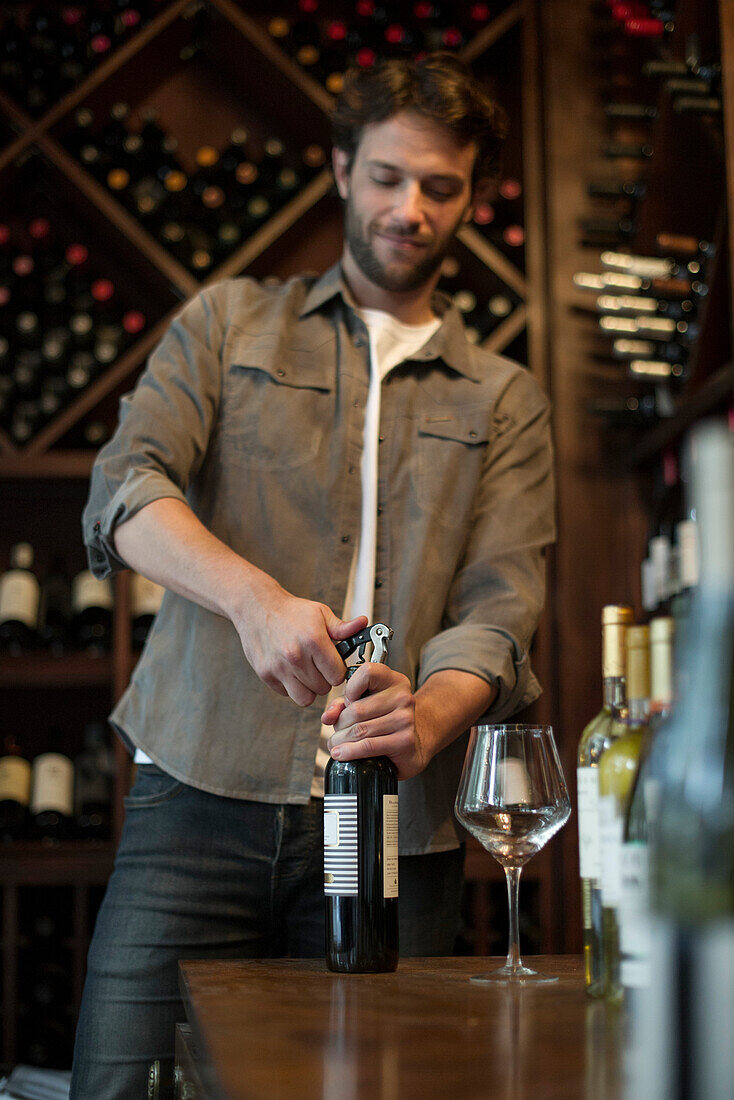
[375,578,383,589]
[378,434,385,444]
[353,399,360,408]
[341,534,350,543]
[277,369,286,377]
[377,506,383,516]
[469,430,478,439]
[348,466,356,475]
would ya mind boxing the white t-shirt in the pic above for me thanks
[134,308,441,779]
[310,307,440,795]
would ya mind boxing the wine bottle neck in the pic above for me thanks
[603,676,626,713]
[628,696,649,725]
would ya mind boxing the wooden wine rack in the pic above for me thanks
[0,0,731,1070]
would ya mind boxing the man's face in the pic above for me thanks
[333,111,477,295]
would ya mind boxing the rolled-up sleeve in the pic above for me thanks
[82,287,224,578]
[418,369,555,720]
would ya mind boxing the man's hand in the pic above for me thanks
[322,666,500,781]
[233,575,367,707]
[321,663,427,781]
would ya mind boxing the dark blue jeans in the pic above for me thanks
[70,765,465,1100]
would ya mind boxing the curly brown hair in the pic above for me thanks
[331,53,508,189]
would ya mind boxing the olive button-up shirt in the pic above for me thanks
[82,265,555,853]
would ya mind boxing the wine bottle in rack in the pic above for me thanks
[71,570,113,655]
[603,102,658,121]
[0,220,148,441]
[18,1012,71,1069]
[471,176,525,256]
[74,721,114,839]
[0,737,32,841]
[619,615,674,997]
[30,750,75,840]
[0,542,40,654]
[599,623,650,1005]
[577,604,634,996]
[37,557,72,655]
[324,624,399,973]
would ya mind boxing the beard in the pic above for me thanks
[343,192,467,294]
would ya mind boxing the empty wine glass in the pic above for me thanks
[455,723,571,983]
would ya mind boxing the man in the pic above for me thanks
[72,53,554,1099]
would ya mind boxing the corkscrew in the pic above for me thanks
[335,623,392,680]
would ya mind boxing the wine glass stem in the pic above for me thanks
[504,864,523,971]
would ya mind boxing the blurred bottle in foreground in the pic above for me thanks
[627,420,734,1099]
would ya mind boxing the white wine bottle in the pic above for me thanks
[599,624,649,1004]
[620,615,674,996]
[0,542,40,653]
[0,738,32,839]
[628,421,734,1099]
[324,623,398,974]
[577,604,634,995]
[31,751,74,840]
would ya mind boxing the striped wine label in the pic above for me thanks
[324,794,358,896]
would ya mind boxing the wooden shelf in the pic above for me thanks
[628,361,734,465]
[0,841,114,885]
[0,653,114,688]
[0,451,97,478]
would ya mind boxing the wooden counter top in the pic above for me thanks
[178,956,624,1099]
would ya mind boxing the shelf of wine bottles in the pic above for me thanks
[45,0,334,281]
[0,542,164,660]
[260,0,505,96]
[575,0,726,435]
[0,148,174,449]
[59,101,328,279]
[0,1,172,119]
[0,720,116,843]
[1,880,108,1069]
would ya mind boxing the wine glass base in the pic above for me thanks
[470,965,559,985]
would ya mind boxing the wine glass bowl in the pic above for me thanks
[455,723,571,983]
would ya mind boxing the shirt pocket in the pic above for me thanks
[416,409,491,529]
[219,335,333,471]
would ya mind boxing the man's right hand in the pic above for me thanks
[112,497,364,708]
[233,575,367,707]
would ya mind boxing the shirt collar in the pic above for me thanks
[299,263,482,382]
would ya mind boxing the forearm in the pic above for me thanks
[415,669,498,762]
[113,497,366,706]
[112,497,271,622]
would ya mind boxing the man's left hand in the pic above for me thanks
[321,663,428,781]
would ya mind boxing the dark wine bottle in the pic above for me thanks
[324,756,398,973]
[74,721,114,839]
[324,623,398,973]
[71,570,113,654]
[37,557,72,654]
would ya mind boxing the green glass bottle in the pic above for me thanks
[577,604,634,995]
[599,623,649,1004]
[619,615,674,995]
